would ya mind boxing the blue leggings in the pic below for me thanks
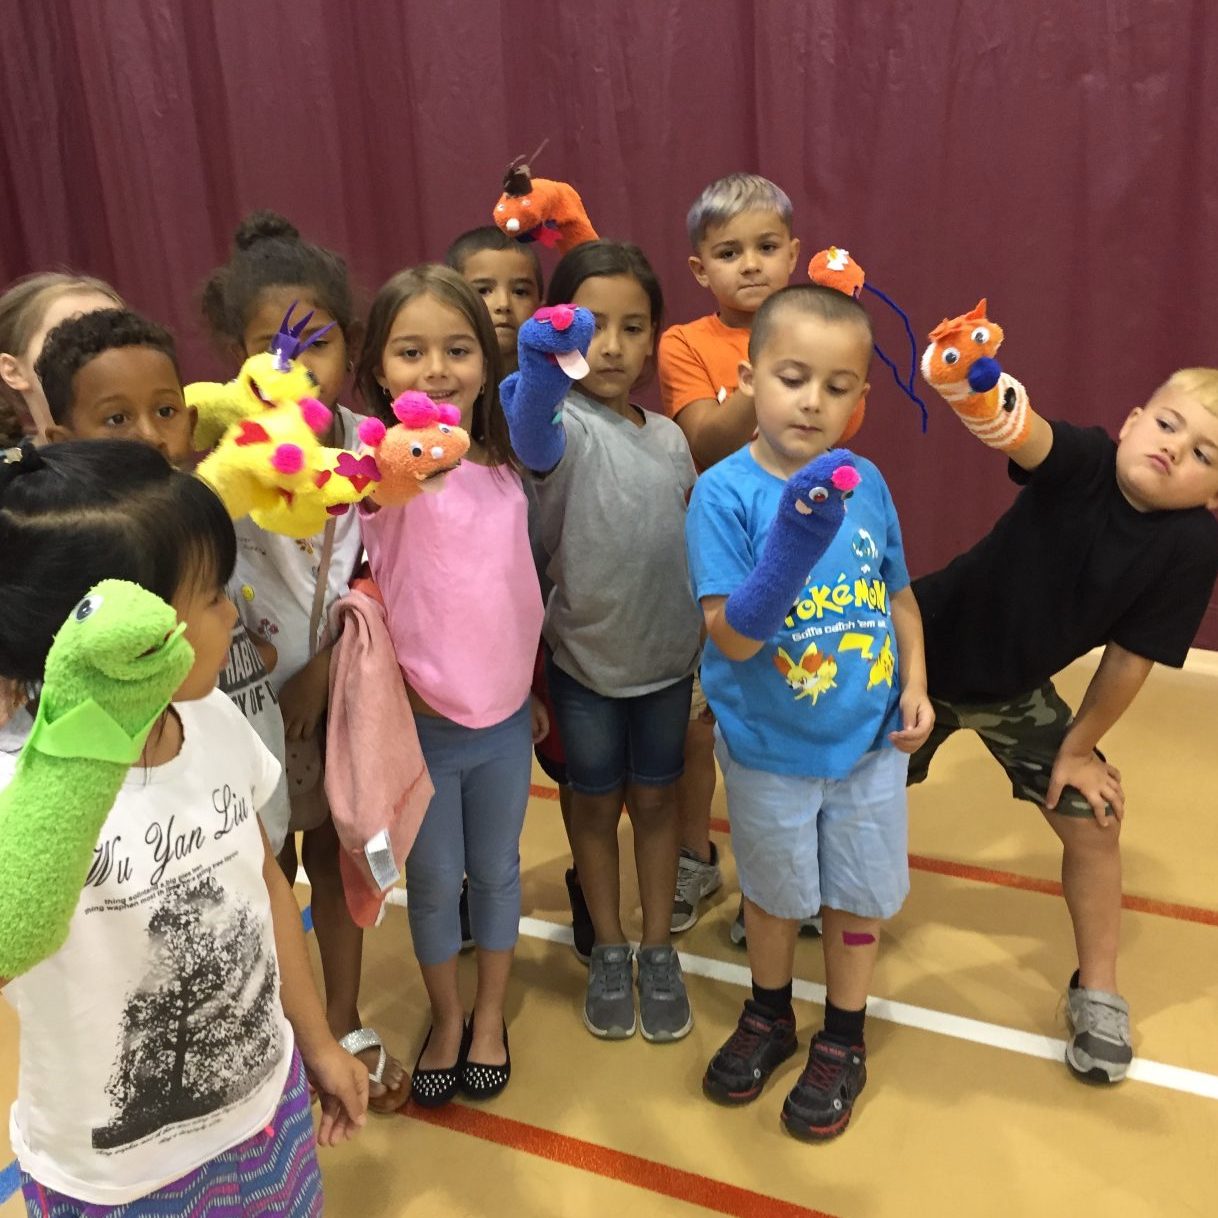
[407,701,532,965]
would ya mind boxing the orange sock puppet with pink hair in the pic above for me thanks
[920,299,1032,453]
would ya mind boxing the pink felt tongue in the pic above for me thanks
[554,349,590,380]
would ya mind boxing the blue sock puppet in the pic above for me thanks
[725,451,862,640]
[500,305,595,474]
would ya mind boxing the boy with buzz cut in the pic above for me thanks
[913,357,1218,1085]
[661,174,865,943]
[686,284,933,1140]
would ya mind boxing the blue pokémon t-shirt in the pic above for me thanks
[686,447,910,779]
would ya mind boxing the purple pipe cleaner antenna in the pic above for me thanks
[271,302,336,371]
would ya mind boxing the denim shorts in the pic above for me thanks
[716,733,910,921]
[544,653,693,795]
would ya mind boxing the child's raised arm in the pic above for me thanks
[501,305,595,474]
[0,582,193,978]
[703,452,860,656]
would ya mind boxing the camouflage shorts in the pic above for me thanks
[907,682,1107,818]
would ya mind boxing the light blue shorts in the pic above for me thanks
[716,733,910,921]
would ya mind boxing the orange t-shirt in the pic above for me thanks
[658,314,750,418]
[658,311,867,442]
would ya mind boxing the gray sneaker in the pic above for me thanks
[730,899,822,945]
[584,944,636,1039]
[637,945,693,1042]
[671,843,723,933]
[1065,977,1132,1083]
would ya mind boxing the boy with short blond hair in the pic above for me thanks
[913,363,1218,1084]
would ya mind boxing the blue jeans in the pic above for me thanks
[407,701,532,965]
[544,653,692,795]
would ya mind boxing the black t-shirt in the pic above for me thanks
[915,421,1218,703]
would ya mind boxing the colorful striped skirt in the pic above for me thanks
[21,1051,322,1217]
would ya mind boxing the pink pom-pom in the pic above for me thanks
[435,403,461,426]
[299,397,333,434]
[358,416,387,446]
[392,391,440,427]
[270,443,305,475]
[831,465,861,492]
[535,304,576,330]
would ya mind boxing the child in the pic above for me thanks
[445,226,543,375]
[0,271,121,440]
[912,361,1218,1084]
[354,264,544,1103]
[660,175,819,941]
[502,240,703,1042]
[448,228,591,960]
[201,212,411,1111]
[0,439,366,1213]
[686,284,933,1139]
[34,306,293,855]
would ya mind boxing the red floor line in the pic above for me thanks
[400,1101,838,1218]
[529,783,1218,928]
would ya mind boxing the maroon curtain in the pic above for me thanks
[4,0,1217,645]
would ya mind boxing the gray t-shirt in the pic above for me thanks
[531,391,702,698]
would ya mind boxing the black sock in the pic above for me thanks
[1069,969,1081,990]
[751,980,793,1021]
[822,999,866,1047]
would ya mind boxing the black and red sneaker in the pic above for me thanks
[703,1000,797,1105]
[781,1032,867,1140]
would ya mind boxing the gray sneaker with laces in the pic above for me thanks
[637,945,693,1042]
[1065,978,1132,1083]
[671,844,723,933]
[584,944,636,1039]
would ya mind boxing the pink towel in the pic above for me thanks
[326,578,433,926]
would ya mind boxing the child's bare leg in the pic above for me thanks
[677,717,716,860]
[743,896,800,987]
[1041,809,1122,992]
[820,908,881,1010]
[626,781,681,947]
[277,833,299,885]
[470,947,514,1065]
[417,956,465,1069]
[301,819,364,1035]
[569,787,627,944]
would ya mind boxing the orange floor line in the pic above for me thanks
[528,783,1218,928]
[401,1101,839,1218]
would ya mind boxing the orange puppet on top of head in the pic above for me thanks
[492,143,598,255]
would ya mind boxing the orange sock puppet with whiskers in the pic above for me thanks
[920,300,1032,453]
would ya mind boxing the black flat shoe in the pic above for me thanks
[410,1021,470,1109]
[460,1017,511,1100]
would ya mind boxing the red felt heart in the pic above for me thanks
[235,420,270,446]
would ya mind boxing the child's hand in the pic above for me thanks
[501,305,595,474]
[279,649,331,742]
[530,694,550,745]
[724,451,861,642]
[889,688,935,753]
[308,1040,370,1147]
[1047,749,1125,826]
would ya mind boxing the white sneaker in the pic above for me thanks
[670,844,722,933]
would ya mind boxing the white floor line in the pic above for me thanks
[300,879,1218,1102]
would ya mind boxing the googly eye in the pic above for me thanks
[496,203,505,212]
[74,594,103,622]
[970,326,990,344]
[410,443,424,458]
[522,198,532,207]
[942,347,960,366]
[809,486,830,503]
[438,424,451,434]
